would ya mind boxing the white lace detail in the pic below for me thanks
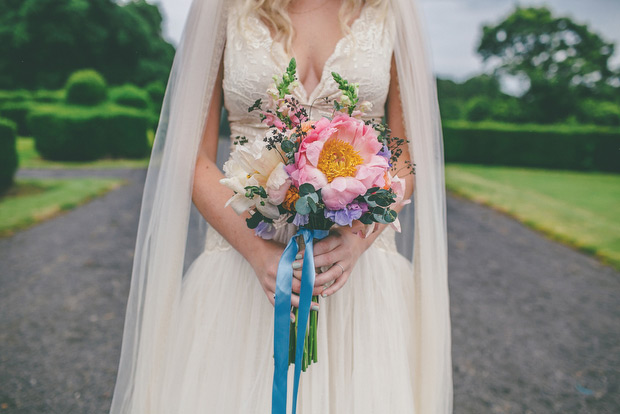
[211,5,398,254]
[222,5,395,141]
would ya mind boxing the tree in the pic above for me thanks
[477,6,620,123]
[0,0,175,90]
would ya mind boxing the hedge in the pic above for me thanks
[27,103,150,161]
[443,121,620,172]
[0,101,31,136]
[65,70,108,106]
[0,117,18,194]
[110,84,150,109]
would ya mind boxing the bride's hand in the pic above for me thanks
[250,239,317,315]
[292,221,369,298]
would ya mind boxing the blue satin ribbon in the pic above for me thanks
[272,228,329,414]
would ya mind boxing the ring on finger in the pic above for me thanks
[334,263,345,276]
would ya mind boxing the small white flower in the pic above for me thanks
[359,100,373,113]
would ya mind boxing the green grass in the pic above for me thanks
[17,136,150,169]
[445,164,620,270]
[0,177,124,237]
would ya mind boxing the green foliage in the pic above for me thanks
[0,101,32,136]
[110,84,150,109]
[0,117,18,194]
[146,80,165,113]
[0,0,175,90]
[437,75,506,121]
[33,89,65,103]
[478,6,620,123]
[27,102,150,161]
[465,97,493,122]
[65,69,108,106]
[0,89,32,104]
[443,120,620,172]
[577,99,620,126]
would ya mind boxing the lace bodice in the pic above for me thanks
[206,4,398,253]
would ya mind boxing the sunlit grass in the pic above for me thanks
[445,164,620,270]
[0,178,124,237]
[17,136,150,169]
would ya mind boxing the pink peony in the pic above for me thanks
[286,114,389,210]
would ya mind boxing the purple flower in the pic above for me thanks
[293,213,309,226]
[378,144,391,160]
[255,221,276,239]
[324,203,364,227]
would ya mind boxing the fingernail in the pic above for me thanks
[311,304,319,312]
[292,262,301,270]
[290,313,296,323]
[295,253,302,260]
[321,291,328,298]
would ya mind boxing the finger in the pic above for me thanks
[313,245,346,269]
[292,267,303,280]
[289,293,320,312]
[292,278,301,294]
[321,271,350,297]
[314,263,345,287]
[313,234,342,256]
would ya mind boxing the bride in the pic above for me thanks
[109,0,452,413]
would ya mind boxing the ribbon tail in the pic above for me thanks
[272,234,300,414]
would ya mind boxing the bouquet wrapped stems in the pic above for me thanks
[288,235,320,371]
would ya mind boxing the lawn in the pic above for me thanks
[17,136,150,169]
[0,178,124,237]
[445,164,620,270]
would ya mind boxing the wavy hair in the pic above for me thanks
[238,0,388,54]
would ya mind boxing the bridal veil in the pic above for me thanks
[109,0,453,412]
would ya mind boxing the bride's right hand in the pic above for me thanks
[249,239,317,316]
[249,239,284,307]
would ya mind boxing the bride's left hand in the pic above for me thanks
[291,221,369,298]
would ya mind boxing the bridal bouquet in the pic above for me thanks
[220,58,411,411]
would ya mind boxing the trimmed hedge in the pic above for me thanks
[0,101,31,136]
[33,89,65,103]
[443,121,620,172]
[65,70,108,106]
[0,117,18,194]
[110,84,150,109]
[28,103,150,161]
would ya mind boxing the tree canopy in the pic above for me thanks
[477,6,619,122]
[0,0,175,90]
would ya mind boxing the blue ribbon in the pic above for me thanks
[272,228,329,414]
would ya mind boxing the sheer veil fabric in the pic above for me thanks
[109,0,453,413]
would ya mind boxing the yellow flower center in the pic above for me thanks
[283,186,300,211]
[317,138,363,183]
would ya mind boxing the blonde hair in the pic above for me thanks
[239,0,388,54]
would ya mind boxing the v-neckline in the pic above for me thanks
[256,5,369,103]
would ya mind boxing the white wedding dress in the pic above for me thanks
[157,5,417,413]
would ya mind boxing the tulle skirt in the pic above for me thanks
[157,228,417,413]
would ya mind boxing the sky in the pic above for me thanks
[148,0,620,83]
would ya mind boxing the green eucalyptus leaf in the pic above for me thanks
[296,197,310,215]
[299,183,316,196]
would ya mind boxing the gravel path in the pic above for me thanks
[0,168,618,413]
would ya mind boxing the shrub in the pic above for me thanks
[110,84,150,109]
[65,69,108,106]
[0,90,32,105]
[105,105,151,158]
[33,89,65,103]
[465,97,493,122]
[0,118,18,194]
[146,81,165,113]
[28,103,150,161]
[443,120,620,172]
[578,99,620,126]
[0,101,32,136]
